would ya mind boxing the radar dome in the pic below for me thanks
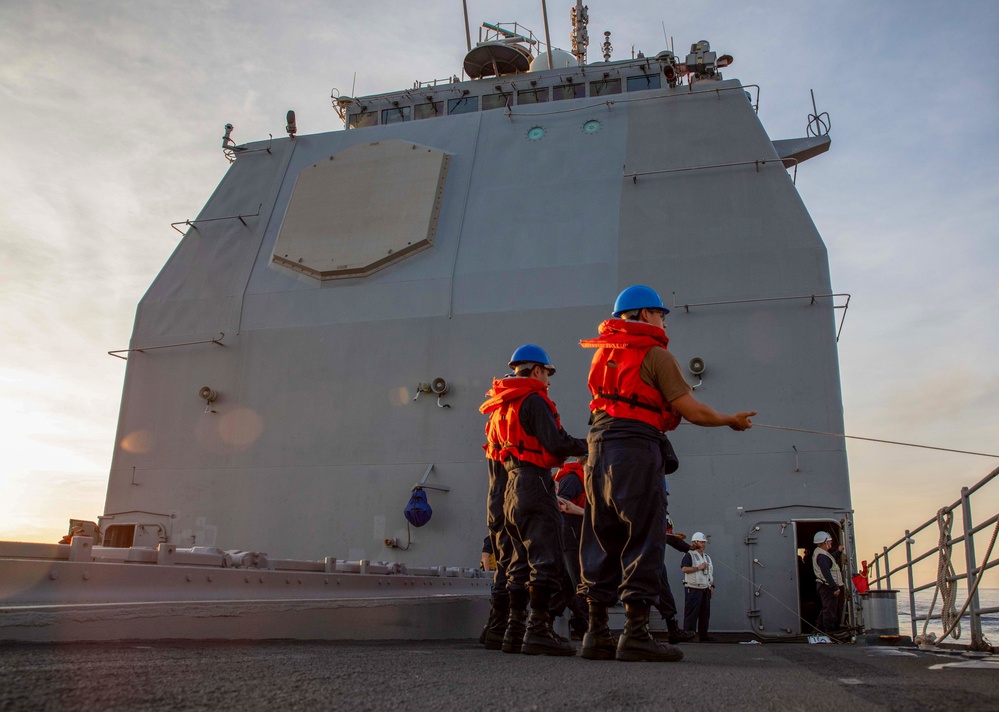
[530,49,576,72]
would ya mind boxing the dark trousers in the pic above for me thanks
[655,563,679,620]
[656,500,689,620]
[486,459,512,595]
[504,463,564,592]
[816,583,840,631]
[580,438,666,605]
[551,514,587,621]
[683,587,711,636]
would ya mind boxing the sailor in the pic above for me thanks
[656,508,697,644]
[479,344,587,656]
[812,531,845,633]
[552,457,589,639]
[681,532,715,641]
[479,375,517,651]
[480,534,496,572]
[578,285,757,662]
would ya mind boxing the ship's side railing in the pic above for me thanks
[868,465,999,650]
[0,538,486,579]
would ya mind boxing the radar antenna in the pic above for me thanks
[570,1,589,65]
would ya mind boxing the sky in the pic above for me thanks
[0,0,997,589]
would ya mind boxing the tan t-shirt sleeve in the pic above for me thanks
[640,347,692,403]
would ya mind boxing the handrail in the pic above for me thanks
[109,333,226,360]
[867,465,999,651]
[671,292,851,342]
[874,468,999,560]
[171,204,262,235]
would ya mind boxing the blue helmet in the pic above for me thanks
[612,285,669,318]
[508,344,555,375]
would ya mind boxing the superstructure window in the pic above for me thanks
[348,110,378,129]
[448,96,479,115]
[589,78,621,96]
[554,83,585,101]
[482,92,512,111]
[517,88,549,105]
[381,106,411,124]
[414,102,443,120]
[626,74,662,92]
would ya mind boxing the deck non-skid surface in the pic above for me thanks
[0,640,996,711]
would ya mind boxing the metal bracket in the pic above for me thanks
[414,464,450,493]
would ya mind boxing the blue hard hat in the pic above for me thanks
[508,344,556,374]
[612,285,669,318]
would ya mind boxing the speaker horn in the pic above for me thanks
[199,386,218,403]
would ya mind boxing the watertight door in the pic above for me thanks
[744,520,799,637]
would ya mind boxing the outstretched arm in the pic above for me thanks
[668,393,756,431]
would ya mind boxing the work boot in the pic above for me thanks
[522,587,576,656]
[666,618,696,644]
[482,594,510,650]
[501,589,529,654]
[569,616,588,640]
[616,603,684,662]
[580,602,617,661]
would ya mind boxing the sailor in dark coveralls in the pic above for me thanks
[480,344,587,656]
[578,285,756,662]
[656,503,697,644]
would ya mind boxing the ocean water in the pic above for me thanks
[893,587,999,644]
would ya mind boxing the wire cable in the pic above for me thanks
[752,423,999,459]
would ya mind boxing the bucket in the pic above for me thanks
[851,574,870,593]
[860,590,900,635]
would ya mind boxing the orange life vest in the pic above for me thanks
[553,462,586,509]
[480,377,564,469]
[580,319,682,432]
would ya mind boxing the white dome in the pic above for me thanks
[530,49,576,72]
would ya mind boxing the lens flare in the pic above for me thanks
[218,408,265,449]
[120,430,154,454]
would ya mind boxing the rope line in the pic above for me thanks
[921,509,960,641]
[929,517,999,650]
[752,423,999,459]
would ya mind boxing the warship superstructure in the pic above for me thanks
[0,2,854,642]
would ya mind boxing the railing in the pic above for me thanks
[868,465,999,651]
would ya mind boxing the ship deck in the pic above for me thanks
[1,639,996,711]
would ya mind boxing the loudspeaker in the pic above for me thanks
[199,386,218,403]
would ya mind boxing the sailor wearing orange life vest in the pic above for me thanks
[578,285,757,663]
[478,371,518,652]
[480,344,587,656]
